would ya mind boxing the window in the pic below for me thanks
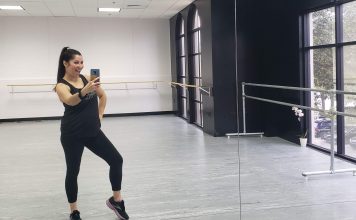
[176,16,188,119]
[304,1,356,159]
[310,8,335,46]
[343,2,356,158]
[343,1,356,42]
[306,8,337,151]
[188,7,203,127]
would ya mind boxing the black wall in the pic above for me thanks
[219,0,303,141]
[258,0,353,142]
[234,0,264,134]
[255,0,301,142]
[211,0,238,136]
[250,0,353,142]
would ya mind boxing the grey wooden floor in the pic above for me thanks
[1,115,356,220]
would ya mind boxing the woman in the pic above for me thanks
[55,47,129,220]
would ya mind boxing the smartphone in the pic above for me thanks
[90,69,100,81]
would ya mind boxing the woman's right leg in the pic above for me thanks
[60,135,85,212]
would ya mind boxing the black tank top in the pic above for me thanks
[58,74,101,137]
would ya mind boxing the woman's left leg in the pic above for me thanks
[84,130,129,220]
[84,130,123,199]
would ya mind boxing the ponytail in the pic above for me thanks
[55,47,82,91]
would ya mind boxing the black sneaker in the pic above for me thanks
[106,197,129,220]
[70,210,82,220]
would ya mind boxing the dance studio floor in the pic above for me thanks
[1,115,356,220]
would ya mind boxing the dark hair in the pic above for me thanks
[56,47,82,83]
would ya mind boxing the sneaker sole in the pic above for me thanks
[106,199,128,220]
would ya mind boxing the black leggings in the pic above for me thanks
[60,130,123,203]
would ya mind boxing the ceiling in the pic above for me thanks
[0,0,195,18]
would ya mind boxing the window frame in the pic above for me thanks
[303,1,356,162]
[188,7,203,127]
[176,15,188,119]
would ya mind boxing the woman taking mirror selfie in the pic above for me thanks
[54,47,129,220]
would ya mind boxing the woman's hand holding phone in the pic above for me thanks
[81,77,100,96]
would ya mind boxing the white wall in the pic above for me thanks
[0,17,172,119]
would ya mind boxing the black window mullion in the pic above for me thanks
[300,15,309,140]
[305,44,337,50]
[306,41,356,48]
[336,4,345,154]
[304,13,313,145]
[340,41,356,46]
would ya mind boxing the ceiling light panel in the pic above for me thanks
[0,6,24,10]
[2,10,27,16]
[98,8,121,12]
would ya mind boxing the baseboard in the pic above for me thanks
[0,111,175,123]
[104,111,174,117]
[0,116,62,123]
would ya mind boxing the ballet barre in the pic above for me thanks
[170,82,212,96]
[230,82,356,178]
[7,81,165,94]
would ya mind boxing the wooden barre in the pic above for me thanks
[7,81,200,87]
[7,83,55,87]
[6,81,212,96]
[103,81,164,85]
[7,81,166,94]
[170,82,212,96]
[170,82,201,88]
[7,81,165,87]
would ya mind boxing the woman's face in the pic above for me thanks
[64,55,84,77]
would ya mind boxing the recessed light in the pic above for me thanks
[98,8,121,12]
[0,6,24,10]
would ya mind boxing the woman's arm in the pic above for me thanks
[56,76,100,106]
[55,83,82,106]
